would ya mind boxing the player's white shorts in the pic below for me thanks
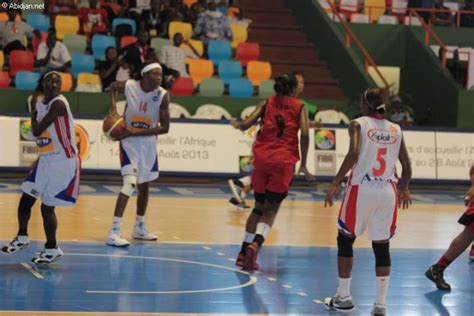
[22,156,80,207]
[119,138,158,184]
[337,181,398,241]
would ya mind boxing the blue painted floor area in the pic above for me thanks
[0,242,472,315]
[0,180,467,205]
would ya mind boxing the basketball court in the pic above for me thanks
[0,179,472,315]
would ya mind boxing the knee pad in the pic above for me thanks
[254,192,265,204]
[121,175,137,196]
[372,242,391,267]
[265,191,287,204]
[252,207,263,216]
[337,232,355,257]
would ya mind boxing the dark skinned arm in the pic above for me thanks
[230,100,266,131]
[297,106,314,180]
[31,100,67,137]
[325,120,361,207]
[397,135,412,210]
[109,81,126,113]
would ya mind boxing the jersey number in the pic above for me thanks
[373,147,387,176]
[139,102,148,113]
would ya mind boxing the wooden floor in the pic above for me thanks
[0,192,463,249]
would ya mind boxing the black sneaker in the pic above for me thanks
[228,180,243,203]
[425,265,451,291]
[229,197,247,210]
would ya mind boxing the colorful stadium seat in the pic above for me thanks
[112,18,137,35]
[364,0,386,22]
[0,51,4,69]
[188,59,214,85]
[199,78,225,97]
[151,38,171,56]
[169,21,193,40]
[246,61,272,86]
[236,42,260,66]
[63,34,87,55]
[32,32,48,57]
[181,39,204,57]
[229,78,254,97]
[218,60,243,85]
[76,73,102,92]
[9,51,35,76]
[26,13,51,33]
[170,77,195,96]
[0,71,11,89]
[15,71,40,90]
[58,72,73,92]
[258,79,275,98]
[54,15,80,40]
[208,40,232,65]
[71,53,96,77]
[91,34,116,60]
[120,36,138,49]
[230,24,248,48]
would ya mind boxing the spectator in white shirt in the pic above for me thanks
[36,29,72,75]
[159,32,199,77]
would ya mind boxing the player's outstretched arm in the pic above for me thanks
[325,120,361,207]
[298,106,314,180]
[398,136,412,210]
[109,81,126,114]
[230,100,266,131]
[31,100,67,137]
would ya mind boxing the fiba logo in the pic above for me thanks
[315,129,336,150]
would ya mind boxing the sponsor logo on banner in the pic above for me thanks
[314,129,336,175]
[315,129,336,151]
[367,128,397,144]
[239,156,253,173]
[74,124,93,161]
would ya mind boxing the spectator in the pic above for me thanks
[459,0,474,28]
[160,0,190,36]
[127,0,152,27]
[0,10,36,55]
[36,29,72,74]
[122,30,151,78]
[99,47,121,91]
[45,0,78,16]
[100,0,128,25]
[79,0,109,35]
[189,0,207,25]
[141,0,166,36]
[160,32,198,78]
[430,0,453,26]
[194,1,232,43]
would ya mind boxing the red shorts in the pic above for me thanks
[252,163,294,194]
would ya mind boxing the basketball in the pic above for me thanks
[102,113,126,141]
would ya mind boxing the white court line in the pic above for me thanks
[297,292,308,296]
[20,263,44,279]
[202,246,212,250]
[313,299,324,304]
[216,252,225,256]
[172,236,181,240]
[267,277,277,282]
[282,284,292,289]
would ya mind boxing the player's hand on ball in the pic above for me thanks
[298,165,314,181]
[115,128,133,140]
[398,188,412,210]
[325,181,340,207]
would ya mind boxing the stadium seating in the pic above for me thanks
[169,21,193,40]
[63,34,87,55]
[91,34,116,60]
[76,73,102,92]
[246,61,272,86]
[230,24,248,48]
[229,78,254,97]
[218,60,243,85]
[120,36,138,48]
[181,39,204,57]
[55,15,80,40]
[0,51,3,69]
[364,0,385,22]
[198,78,225,97]
[151,38,172,56]
[71,53,96,77]
[9,51,35,76]
[171,77,195,96]
[0,72,11,89]
[236,42,260,66]
[208,40,232,65]
[26,13,51,33]
[258,79,275,98]
[188,59,214,85]
[15,71,40,90]
[112,18,137,35]
[58,72,73,92]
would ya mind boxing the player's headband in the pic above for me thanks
[43,71,62,80]
[141,63,162,76]
[363,89,386,111]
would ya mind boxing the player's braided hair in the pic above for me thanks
[274,73,298,96]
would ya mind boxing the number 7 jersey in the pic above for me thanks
[349,116,402,185]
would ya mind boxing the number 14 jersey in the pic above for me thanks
[349,116,402,185]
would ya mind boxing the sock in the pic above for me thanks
[135,215,145,227]
[436,255,452,269]
[240,175,252,187]
[375,276,390,306]
[337,277,351,298]
[240,190,247,200]
[112,216,122,232]
[255,223,271,239]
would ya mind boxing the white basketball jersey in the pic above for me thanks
[349,116,402,185]
[123,79,167,140]
[35,94,77,160]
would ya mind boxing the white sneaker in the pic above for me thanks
[106,230,130,247]
[31,247,64,265]
[324,293,355,312]
[228,179,243,203]
[371,304,386,316]
[1,235,30,254]
[132,225,157,241]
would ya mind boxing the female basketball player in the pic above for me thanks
[1,72,80,265]
[105,61,170,247]
[230,73,314,270]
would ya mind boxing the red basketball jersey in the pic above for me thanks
[253,95,303,165]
